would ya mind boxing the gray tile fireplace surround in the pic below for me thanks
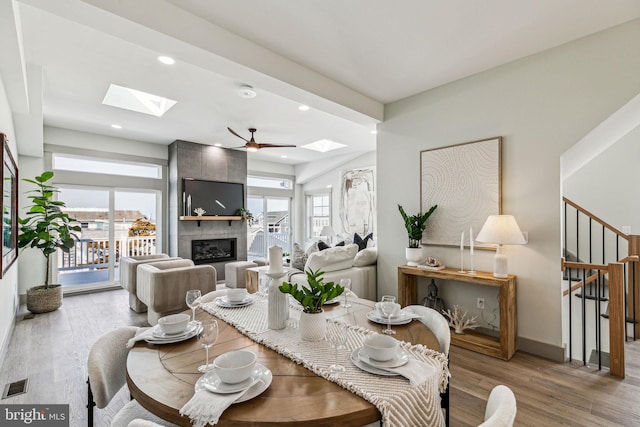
[168,140,248,281]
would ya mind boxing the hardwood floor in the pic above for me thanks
[1,289,639,426]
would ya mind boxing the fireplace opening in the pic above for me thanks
[191,238,237,264]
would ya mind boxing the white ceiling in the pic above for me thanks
[7,0,640,165]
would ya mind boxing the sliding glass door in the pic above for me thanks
[56,186,158,291]
[247,196,291,261]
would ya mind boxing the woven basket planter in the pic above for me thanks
[26,284,62,314]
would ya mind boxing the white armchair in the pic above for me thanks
[120,254,181,313]
[136,259,217,325]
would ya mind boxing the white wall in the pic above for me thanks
[564,124,640,233]
[0,76,20,363]
[378,18,640,353]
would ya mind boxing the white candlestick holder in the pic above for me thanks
[267,271,289,330]
[458,247,465,273]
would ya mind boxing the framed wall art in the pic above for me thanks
[420,137,501,247]
[340,167,375,236]
[1,133,18,276]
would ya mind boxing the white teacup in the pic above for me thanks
[363,333,398,361]
[375,302,401,318]
[226,288,248,303]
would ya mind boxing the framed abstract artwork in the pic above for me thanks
[340,167,375,236]
[1,133,18,276]
[420,137,501,247]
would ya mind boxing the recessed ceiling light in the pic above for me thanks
[301,139,346,153]
[111,124,122,129]
[102,84,177,117]
[238,85,257,98]
[298,105,310,111]
[281,155,287,158]
[157,55,175,65]
[214,143,222,147]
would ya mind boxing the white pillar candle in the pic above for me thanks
[269,246,283,273]
[470,227,474,255]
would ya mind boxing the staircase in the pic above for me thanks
[562,197,639,378]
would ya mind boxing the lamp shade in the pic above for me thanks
[319,225,335,237]
[475,215,526,245]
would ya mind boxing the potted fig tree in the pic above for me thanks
[18,171,81,313]
[279,269,344,341]
[398,204,438,266]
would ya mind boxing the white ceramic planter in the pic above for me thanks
[405,247,423,266]
[299,310,327,341]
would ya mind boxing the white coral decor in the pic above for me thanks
[193,207,206,217]
[443,304,479,335]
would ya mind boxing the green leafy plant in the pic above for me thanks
[18,171,81,288]
[279,268,344,313]
[398,204,438,248]
[235,207,253,222]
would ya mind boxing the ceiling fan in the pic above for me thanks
[227,127,296,152]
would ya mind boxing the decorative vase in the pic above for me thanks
[26,284,63,314]
[405,247,423,266]
[267,272,288,329]
[299,310,327,341]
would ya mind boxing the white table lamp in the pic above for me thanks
[319,225,335,244]
[475,215,526,278]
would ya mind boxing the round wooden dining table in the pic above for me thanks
[126,296,441,426]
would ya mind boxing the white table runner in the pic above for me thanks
[202,294,449,427]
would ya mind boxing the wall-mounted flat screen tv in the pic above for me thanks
[182,178,244,216]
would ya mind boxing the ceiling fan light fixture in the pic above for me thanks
[246,146,259,152]
[238,85,257,99]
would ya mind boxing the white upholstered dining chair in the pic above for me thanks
[87,327,176,426]
[404,305,451,426]
[478,385,517,427]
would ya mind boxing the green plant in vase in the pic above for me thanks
[279,268,344,313]
[398,204,437,266]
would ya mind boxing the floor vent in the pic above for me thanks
[23,313,35,320]
[2,378,28,399]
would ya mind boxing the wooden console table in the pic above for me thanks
[397,266,517,360]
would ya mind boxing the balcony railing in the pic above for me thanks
[59,236,156,271]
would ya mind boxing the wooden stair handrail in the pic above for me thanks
[562,271,607,296]
[561,258,608,272]
[563,197,628,240]
[561,256,639,296]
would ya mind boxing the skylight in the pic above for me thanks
[102,84,177,117]
[301,139,346,153]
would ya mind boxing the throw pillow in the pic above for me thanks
[353,247,377,267]
[317,240,331,251]
[305,243,358,272]
[306,242,319,256]
[353,232,373,251]
[335,240,345,247]
[291,243,307,270]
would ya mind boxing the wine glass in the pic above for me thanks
[197,319,219,373]
[327,322,347,374]
[186,289,202,323]
[380,295,397,335]
[340,278,352,308]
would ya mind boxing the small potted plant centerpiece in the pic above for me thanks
[398,204,438,266]
[279,269,344,341]
[18,171,81,313]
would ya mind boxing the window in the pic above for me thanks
[247,175,292,189]
[52,153,162,179]
[306,192,331,238]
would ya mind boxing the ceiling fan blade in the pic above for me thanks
[227,127,249,142]
[257,143,297,149]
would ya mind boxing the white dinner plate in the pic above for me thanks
[350,349,398,377]
[358,347,410,368]
[214,296,254,308]
[151,321,199,339]
[195,363,272,403]
[145,323,201,344]
[366,310,412,326]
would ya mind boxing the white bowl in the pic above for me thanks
[157,313,190,335]
[363,333,398,361]
[214,350,257,384]
[226,288,248,303]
